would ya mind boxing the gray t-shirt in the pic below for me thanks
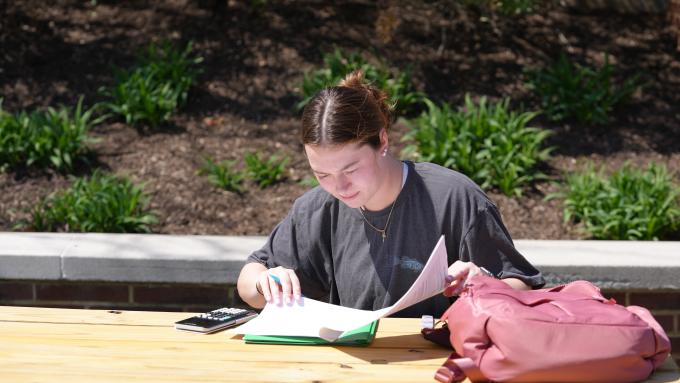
[246,161,545,317]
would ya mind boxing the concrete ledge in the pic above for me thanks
[1,233,679,289]
[0,233,265,284]
[515,241,680,289]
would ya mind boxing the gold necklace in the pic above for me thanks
[359,198,398,242]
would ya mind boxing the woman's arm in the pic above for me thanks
[501,277,532,290]
[237,262,303,308]
[237,262,268,309]
[444,261,532,296]
[457,206,545,290]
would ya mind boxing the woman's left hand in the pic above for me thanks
[444,261,483,297]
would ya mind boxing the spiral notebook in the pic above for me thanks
[243,320,379,346]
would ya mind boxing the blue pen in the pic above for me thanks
[269,273,303,301]
[269,274,281,285]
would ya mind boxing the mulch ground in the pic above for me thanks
[1,0,679,239]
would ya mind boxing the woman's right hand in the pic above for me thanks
[256,266,302,305]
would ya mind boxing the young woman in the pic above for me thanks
[237,70,544,317]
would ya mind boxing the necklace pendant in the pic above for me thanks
[381,232,386,242]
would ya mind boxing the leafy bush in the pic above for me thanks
[299,175,320,188]
[402,95,551,196]
[244,152,289,189]
[496,0,537,14]
[0,97,101,172]
[461,0,538,15]
[297,48,422,115]
[554,163,680,240]
[199,157,245,194]
[526,53,640,124]
[101,42,202,127]
[27,171,158,233]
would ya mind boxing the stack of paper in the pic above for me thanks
[243,320,378,346]
[236,236,448,343]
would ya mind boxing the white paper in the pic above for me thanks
[236,235,449,341]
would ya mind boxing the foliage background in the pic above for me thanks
[0,1,679,239]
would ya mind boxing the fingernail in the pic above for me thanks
[445,275,454,283]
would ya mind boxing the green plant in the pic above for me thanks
[402,95,551,196]
[244,152,288,189]
[101,41,202,127]
[460,0,538,15]
[199,157,246,194]
[297,48,422,115]
[27,170,158,233]
[553,163,680,240]
[250,0,268,10]
[496,0,536,14]
[526,53,640,124]
[0,97,101,172]
[299,175,320,188]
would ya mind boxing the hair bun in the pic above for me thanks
[338,70,366,89]
[338,70,392,127]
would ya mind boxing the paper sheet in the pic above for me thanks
[236,235,449,341]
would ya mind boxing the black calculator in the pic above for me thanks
[174,307,258,334]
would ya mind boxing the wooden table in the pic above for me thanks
[1,306,678,382]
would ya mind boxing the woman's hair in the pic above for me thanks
[301,70,392,149]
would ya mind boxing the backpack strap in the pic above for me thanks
[422,324,488,382]
[421,323,453,349]
[435,353,487,383]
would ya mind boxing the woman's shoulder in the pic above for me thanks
[290,185,337,216]
[409,161,494,206]
[412,161,481,189]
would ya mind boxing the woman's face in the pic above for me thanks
[304,142,385,209]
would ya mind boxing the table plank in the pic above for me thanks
[0,306,426,333]
[0,362,440,383]
[649,357,680,383]
[1,306,677,383]
[0,306,192,326]
[1,323,448,366]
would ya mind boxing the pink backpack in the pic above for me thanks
[423,275,671,382]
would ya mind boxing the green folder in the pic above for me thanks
[243,320,379,346]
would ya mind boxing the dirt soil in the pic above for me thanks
[1,0,679,239]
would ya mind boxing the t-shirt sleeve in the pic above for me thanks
[245,203,332,300]
[459,205,545,288]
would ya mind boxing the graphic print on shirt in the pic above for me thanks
[394,255,424,272]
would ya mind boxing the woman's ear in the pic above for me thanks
[379,128,389,156]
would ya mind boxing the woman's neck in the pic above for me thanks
[362,156,403,212]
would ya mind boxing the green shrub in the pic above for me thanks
[27,170,158,233]
[526,53,640,124]
[102,42,202,127]
[496,0,537,14]
[0,97,101,172]
[250,0,268,10]
[244,152,289,189]
[299,175,320,188]
[461,0,538,15]
[402,95,551,196]
[297,48,422,115]
[199,157,245,194]
[554,163,680,240]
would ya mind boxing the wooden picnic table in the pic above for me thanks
[1,306,678,382]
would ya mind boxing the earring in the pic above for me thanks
[382,148,388,156]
